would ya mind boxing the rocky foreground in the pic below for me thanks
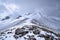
[0,25,60,40]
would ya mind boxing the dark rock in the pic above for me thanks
[31,35,34,38]
[7,32,12,34]
[38,34,54,40]
[5,16,10,19]
[2,16,10,21]
[21,27,25,30]
[15,28,22,35]
[27,35,36,40]
[16,16,21,19]
[33,30,40,35]
[5,36,7,38]
[15,28,28,36]
[13,35,19,39]
[29,27,34,30]
[32,25,37,29]
[45,34,54,40]
[2,39,4,40]
[28,37,36,40]
[38,34,46,37]
[24,37,27,40]
[0,32,5,35]
[29,25,39,31]
[45,37,54,40]
[2,19,5,21]
[30,38,36,40]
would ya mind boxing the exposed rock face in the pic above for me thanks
[33,30,40,35]
[13,35,19,39]
[14,28,28,37]
[13,25,60,40]
[2,16,10,21]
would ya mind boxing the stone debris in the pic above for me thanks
[33,29,40,35]
[7,32,12,34]
[1,16,10,21]
[0,25,60,40]
[15,28,28,35]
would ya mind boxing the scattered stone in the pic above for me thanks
[0,32,5,36]
[28,37,36,40]
[27,35,36,40]
[7,32,12,34]
[2,39,4,40]
[16,16,21,19]
[45,35,54,40]
[33,30,40,35]
[1,32,5,34]
[29,27,34,30]
[15,28,22,35]
[38,34,46,37]
[30,38,36,40]
[15,28,28,35]
[24,37,27,40]
[2,16,10,21]
[32,25,37,29]
[5,36,7,38]
[31,35,34,38]
[13,35,19,39]
[0,25,60,40]
[5,16,10,19]
[11,28,16,31]
[15,28,28,37]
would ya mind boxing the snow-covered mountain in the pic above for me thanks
[0,0,60,32]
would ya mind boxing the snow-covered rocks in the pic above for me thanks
[0,25,60,40]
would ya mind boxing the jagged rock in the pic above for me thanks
[38,34,54,40]
[32,25,38,29]
[13,35,19,39]
[44,35,54,40]
[33,30,40,35]
[15,28,23,35]
[29,25,39,30]
[27,35,36,40]
[7,32,12,34]
[29,27,34,30]
[0,25,60,40]
[15,28,28,36]
[29,38,36,40]
[2,16,10,21]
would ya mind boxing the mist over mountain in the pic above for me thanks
[0,0,60,32]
